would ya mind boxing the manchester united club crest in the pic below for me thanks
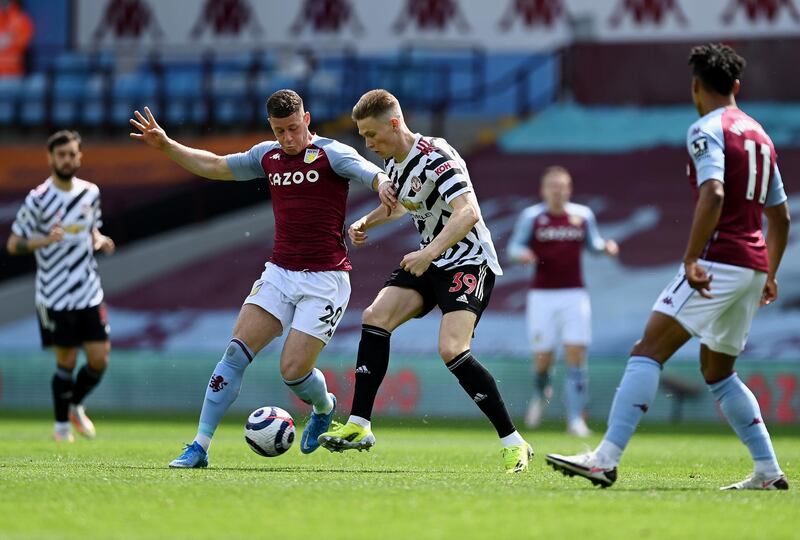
[304,148,320,164]
[410,176,423,193]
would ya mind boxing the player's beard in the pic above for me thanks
[52,164,78,182]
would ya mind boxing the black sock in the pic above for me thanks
[535,370,551,397]
[349,325,391,421]
[71,365,104,405]
[52,367,74,422]
[447,350,516,438]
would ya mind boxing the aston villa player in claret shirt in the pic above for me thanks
[130,90,393,468]
[547,44,791,491]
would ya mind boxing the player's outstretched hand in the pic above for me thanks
[760,277,778,307]
[129,106,169,150]
[605,239,619,257]
[349,219,369,247]
[684,260,713,299]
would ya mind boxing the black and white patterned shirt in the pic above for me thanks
[11,177,105,311]
[385,134,502,275]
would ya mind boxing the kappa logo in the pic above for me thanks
[269,153,281,160]
[209,375,228,392]
[661,296,674,307]
[634,403,649,413]
[455,294,469,303]
[748,417,763,427]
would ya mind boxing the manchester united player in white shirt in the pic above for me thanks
[318,89,533,474]
[508,166,618,436]
[546,44,791,490]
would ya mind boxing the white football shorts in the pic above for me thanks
[526,288,591,353]
[653,259,766,356]
[244,262,351,344]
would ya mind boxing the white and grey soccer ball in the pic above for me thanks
[244,406,295,457]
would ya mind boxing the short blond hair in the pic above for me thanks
[352,89,402,121]
[540,165,572,186]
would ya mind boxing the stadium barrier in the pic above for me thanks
[1,351,797,425]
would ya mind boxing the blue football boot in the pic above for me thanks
[300,393,337,454]
[169,441,209,468]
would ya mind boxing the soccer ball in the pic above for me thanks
[244,406,295,457]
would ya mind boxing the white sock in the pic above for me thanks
[348,415,371,429]
[500,430,525,448]
[594,439,623,467]
[54,421,70,433]
[754,458,783,478]
[194,433,212,451]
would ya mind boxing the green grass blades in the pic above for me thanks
[1,416,798,540]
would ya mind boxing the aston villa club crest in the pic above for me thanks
[410,176,423,193]
[304,148,320,164]
[568,215,584,227]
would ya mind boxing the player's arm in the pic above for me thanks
[584,208,619,256]
[323,139,397,213]
[682,179,725,298]
[349,203,407,246]
[400,192,479,276]
[6,197,63,255]
[6,229,63,255]
[683,123,726,298]
[129,107,234,180]
[506,208,536,264]
[761,166,791,306]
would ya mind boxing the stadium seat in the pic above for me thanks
[19,74,48,126]
[0,77,22,124]
[111,71,158,125]
[53,51,92,74]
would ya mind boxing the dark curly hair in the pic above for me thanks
[688,43,746,96]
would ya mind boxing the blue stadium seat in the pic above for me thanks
[19,74,47,126]
[164,70,203,99]
[53,51,92,74]
[20,100,45,126]
[53,74,86,100]
[0,78,22,124]
[112,72,158,125]
[210,71,249,124]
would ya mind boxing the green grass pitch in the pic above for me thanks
[1,414,798,540]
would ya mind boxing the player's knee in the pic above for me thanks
[280,363,306,381]
[438,343,466,363]
[362,305,389,329]
[700,364,733,384]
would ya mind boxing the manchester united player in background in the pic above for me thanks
[130,90,393,468]
[546,44,791,490]
[507,166,618,437]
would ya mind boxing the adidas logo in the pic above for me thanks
[456,294,469,303]
[355,366,371,375]
[473,393,487,403]
[269,153,281,160]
